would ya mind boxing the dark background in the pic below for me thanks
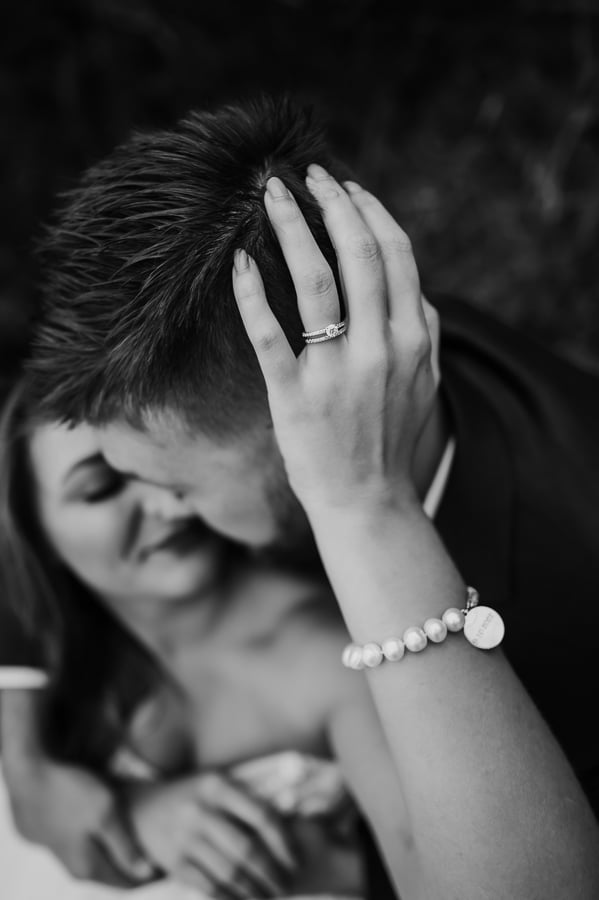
[1,0,598,371]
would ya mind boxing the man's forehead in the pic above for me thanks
[99,416,194,474]
[97,414,238,485]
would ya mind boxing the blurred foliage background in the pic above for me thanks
[1,0,598,371]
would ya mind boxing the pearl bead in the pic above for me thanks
[403,626,428,652]
[348,645,365,670]
[423,617,448,643]
[342,644,356,667]
[342,644,365,669]
[362,642,384,668]
[442,607,465,632]
[381,637,405,662]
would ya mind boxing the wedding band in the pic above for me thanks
[302,321,347,344]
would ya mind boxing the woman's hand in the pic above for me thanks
[126,771,297,899]
[232,166,439,516]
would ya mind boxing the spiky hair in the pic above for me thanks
[27,95,348,435]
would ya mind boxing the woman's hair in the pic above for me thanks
[0,378,160,769]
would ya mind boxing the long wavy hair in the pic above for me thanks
[0,378,160,769]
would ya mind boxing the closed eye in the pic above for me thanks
[63,452,128,504]
[82,473,126,503]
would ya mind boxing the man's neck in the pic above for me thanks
[412,389,452,504]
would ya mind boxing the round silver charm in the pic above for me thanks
[463,606,505,649]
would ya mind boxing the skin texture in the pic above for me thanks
[4,421,225,888]
[98,307,445,552]
[12,413,427,897]
[226,165,599,898]
[7,166,599,898]
[29,421,224,608]
[12,420,403,898]
[4,423,305,896]
[99,414,311,551]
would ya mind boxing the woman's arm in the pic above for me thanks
[1,688,152,885]
[232,169,599,898]
[326,671,416,895]
[322,501,599,898]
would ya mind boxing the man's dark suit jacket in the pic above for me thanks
[2,298,598,893]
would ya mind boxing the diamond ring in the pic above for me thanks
[302,320,347,344]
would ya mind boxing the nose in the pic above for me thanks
[137,484,195,520]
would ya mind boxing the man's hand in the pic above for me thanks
[232,166,439,517]
[5,755,154,885]
[1,689,152,885]
[127,771,298,899]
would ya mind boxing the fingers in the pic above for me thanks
[194,812,289,897]
[342,179,423,332]
[232,248,296,390]
[95,807,156,883]
[174,858,216,897]
[263,176,342,334]
[198,775,297,873]
[263,166,424,353]
[305,165,387,343]
[184,834,286,900]
[422,295,441,388]
[180,841,255,900]
[72,840,139,887]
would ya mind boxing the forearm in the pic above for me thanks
[310,497,599,899]
[1,689,45,774]
[1,688,51,840]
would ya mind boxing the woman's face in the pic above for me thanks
[28,421,223,606]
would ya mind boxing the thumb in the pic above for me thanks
[96,810,156,882]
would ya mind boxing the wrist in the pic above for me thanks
[301,479,422,535]
[297,488,466,642]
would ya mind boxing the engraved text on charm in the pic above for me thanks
[463,606,505,649]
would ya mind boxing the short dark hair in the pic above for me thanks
[28,95,349,435]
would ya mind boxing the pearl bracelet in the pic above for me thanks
[341,587,505,670]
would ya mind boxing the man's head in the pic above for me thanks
[27,96,349,546]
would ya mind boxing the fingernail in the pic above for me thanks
[233,248,249,273]
[344,180,362,194]
[266,176,289,200]
[306,163,329,181]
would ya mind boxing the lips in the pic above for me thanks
[139,520,209,560]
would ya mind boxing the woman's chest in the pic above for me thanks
[129,637,340,774]
[181,642,333,767]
